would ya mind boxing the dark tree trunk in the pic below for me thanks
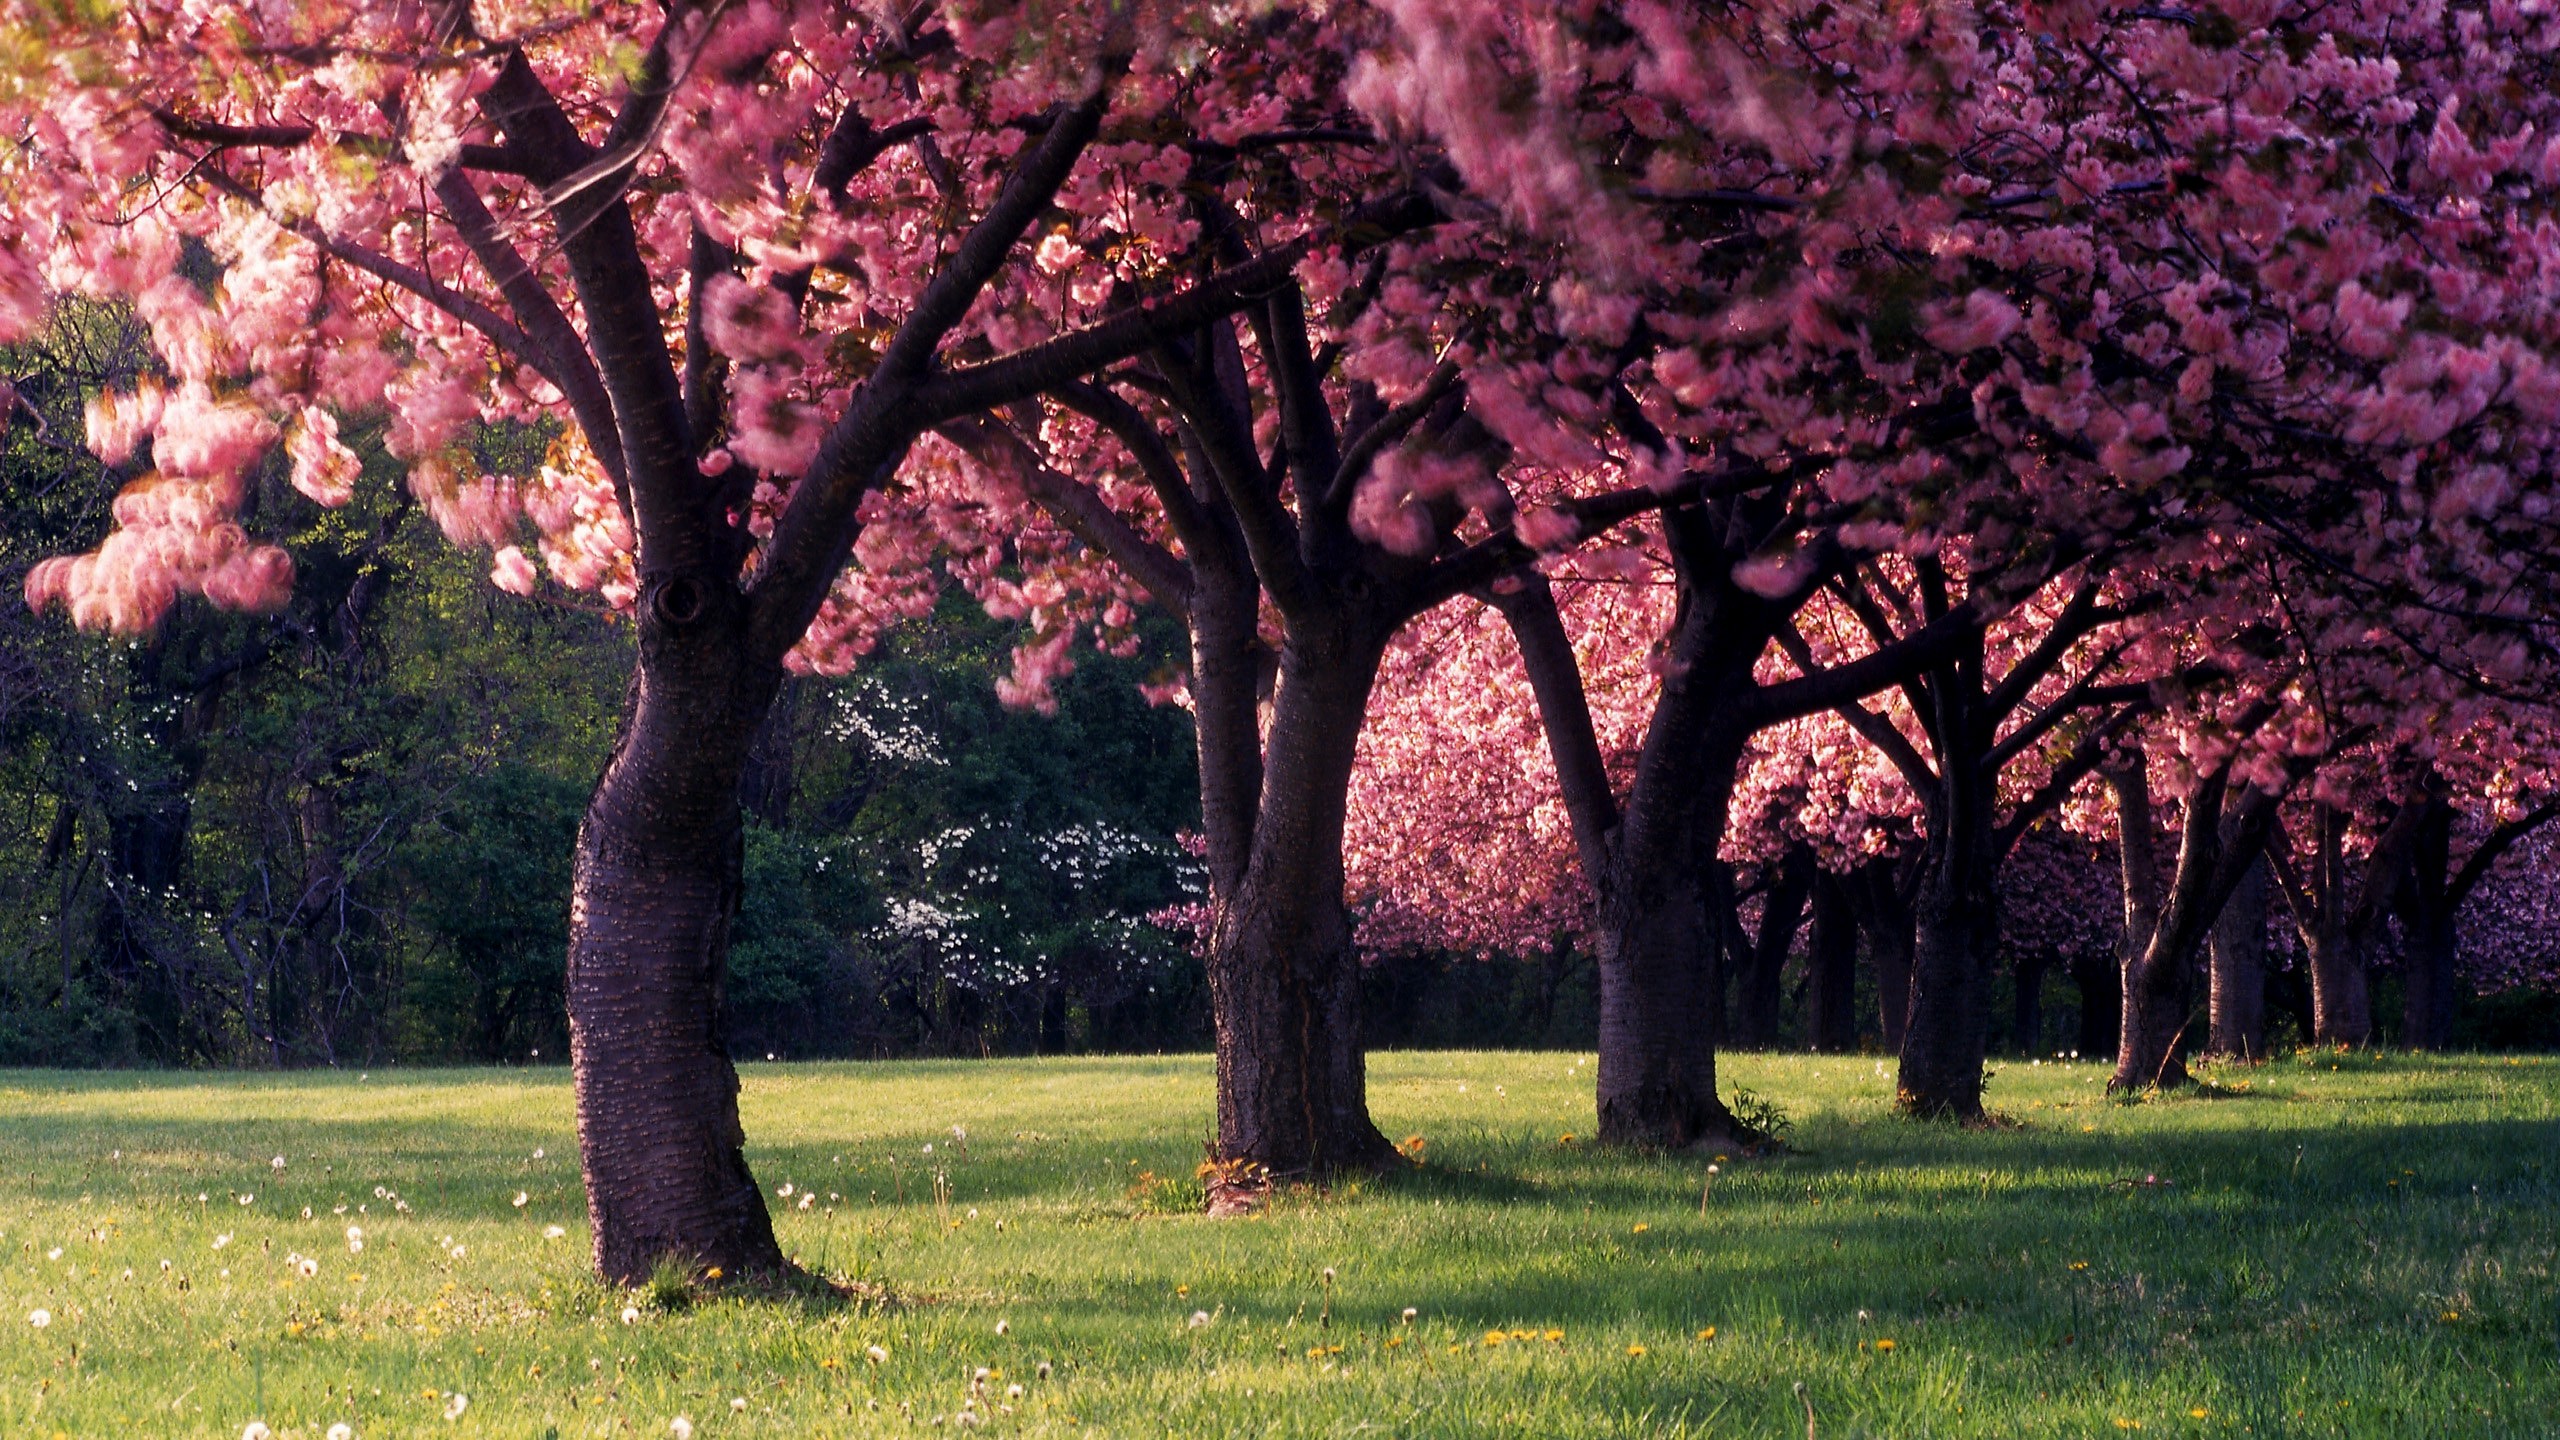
[1849,859,1916,1051]
[1728,846,1811,1049]
[1896,634,1999,1119]
[2114,923,2198,1090]
[2011,950,2049,1057]
[2069,950,2120,1059]
[2398,799,2457,1051]
[2105,751,2284,1092]
[1804,870,1859,1052]
[1591,826,1741,1147]
[1205,631,1394,1176]
[567,594,787,1284]
[2207,856,2268,1060]
[2305,924,2374,1046]
[2272,797,2430,1050]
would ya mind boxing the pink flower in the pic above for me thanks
[1922,290,2022,354]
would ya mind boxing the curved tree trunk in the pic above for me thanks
[568,597,787,1284]
[1206,631,1394,1178]
[2206,856,2268,1060]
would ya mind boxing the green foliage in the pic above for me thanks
[2,1052,2555,1436]
[397,764,586,1062]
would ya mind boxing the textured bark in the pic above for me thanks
[568,592,786,1285]
[1805,872,1860,1051]
[2106,761,2188,1090]
[1895,633,1998,1120]
[1205,630,1394,1175]
[2270,797,2432,1049]
[2207,857,2268,1060]
[1495,574,1751,1147]
[2105,755,2283,1092]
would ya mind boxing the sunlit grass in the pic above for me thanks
[3,1049,2554,1437]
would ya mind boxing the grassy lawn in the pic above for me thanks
[2,1050,2554,1438]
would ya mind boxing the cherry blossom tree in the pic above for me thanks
[0,0,1443,1277]
[1357,0,2560,1114]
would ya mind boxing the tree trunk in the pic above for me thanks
[1205,632,1393,1178]
[568,596,787,1284]
[1804,871,1859,1052]
[1850,860,1916,1050]
[2069,951,2119,1059]
[2012,950,2049,1058]
[1592,844,1740,1146]
[2305,924,2374,1046]
[2398,800,2457,1051]
[2207,856,2267,1060]
[1896,639,1999,1119]
[2114,925,2197,1089]
[2105,759,2189,1090]
[1728,846,1811,1049]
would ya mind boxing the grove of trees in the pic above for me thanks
[6,0,2559,1283]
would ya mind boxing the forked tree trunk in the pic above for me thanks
[2207,857,2268,1060]
[2106,759,2189,1091]
[568,593,786,1284]
[1205,633,1394,1176]
[2105,754,2283,1093]
[2113,925,2198,1090]
[1804,872,1860,1052]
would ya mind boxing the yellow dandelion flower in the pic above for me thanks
[2114,1420,2141,1431]
[1543,1329,1563,1342]
[1875,1338,1896,1352]
[2068,1261,2090,1271]
[1625,1344,1647,1358]
[1632,1223,1650,1234]
[2441,1310,2461,1322]
[1697,1327,1717,1341]
[1482,1330,1507,1347]
[2189,1408,2209,1419]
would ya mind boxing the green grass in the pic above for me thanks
[4,1050,2556,1438]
